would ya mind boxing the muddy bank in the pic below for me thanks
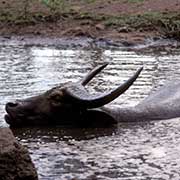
[1,36,180,55]
[0,0,180,45]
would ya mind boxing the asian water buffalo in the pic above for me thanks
[5,64,180,127]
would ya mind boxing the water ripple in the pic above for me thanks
[0,43,180,179]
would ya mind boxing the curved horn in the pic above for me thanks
[64,67,143,109]
[81,63,108,86]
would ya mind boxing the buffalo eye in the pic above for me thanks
[49,91,63,106]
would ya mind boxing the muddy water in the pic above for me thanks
[0,40,180,179]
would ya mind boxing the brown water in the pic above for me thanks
[0,39,180,179]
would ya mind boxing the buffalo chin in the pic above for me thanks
[4,114,21,127]
[4,114,12,124]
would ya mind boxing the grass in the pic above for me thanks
[84,0,96,3]
[0,0,179,40]
[0,0,71,24]
[103,13,161,30]
[41,0,69,14]
[103,12,180,39]
[126,0,145,3]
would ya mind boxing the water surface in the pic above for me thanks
[0,40,180,179]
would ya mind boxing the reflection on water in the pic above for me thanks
[0,42,180,179]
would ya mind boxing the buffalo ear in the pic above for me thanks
[80,109,117,127]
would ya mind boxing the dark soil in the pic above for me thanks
[0,0,180,44]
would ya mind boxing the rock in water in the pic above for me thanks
[0,128,38,180]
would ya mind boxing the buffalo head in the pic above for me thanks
[5,64,143,127]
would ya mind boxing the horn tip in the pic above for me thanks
[101,62,109,68]
[138,66,143,73]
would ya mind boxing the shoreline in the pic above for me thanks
[0,35,180,55]
[0,0,180,50]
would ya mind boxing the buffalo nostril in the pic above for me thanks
[7,102,18,108]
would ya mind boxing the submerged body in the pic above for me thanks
[104,81,180,122]
[4,64,180,127]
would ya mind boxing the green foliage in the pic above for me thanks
[104,12,180,39]
[104,15,152,29]
[84,0,96,3]
[157,17,180,39]
[22,0,30,19]
[41,0,68,13]
[126,0,145,3]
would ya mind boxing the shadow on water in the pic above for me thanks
[1,38,180,179]
[11,126,119,142]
